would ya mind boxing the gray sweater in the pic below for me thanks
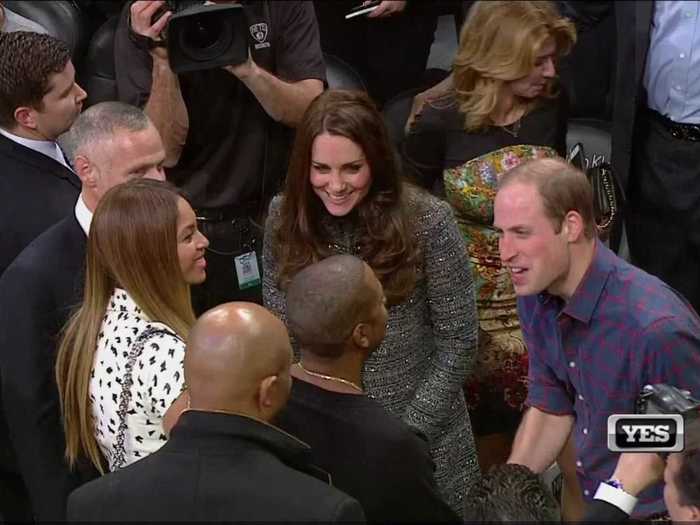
[263,188,480,516]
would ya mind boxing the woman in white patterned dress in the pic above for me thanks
[56,179,209,473]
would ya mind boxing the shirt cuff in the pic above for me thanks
[594,482,638,515]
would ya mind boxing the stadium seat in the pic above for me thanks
[324,53,366,91]
[4,1,88,62]
[79,15,118,108]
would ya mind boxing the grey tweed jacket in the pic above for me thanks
[262,188,480,516]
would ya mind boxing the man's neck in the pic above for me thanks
[296,348,364,394]
[549,238,597,301]
[1,125,54,142]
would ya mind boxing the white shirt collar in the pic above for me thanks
[74,194,93,236]
[0,126,71,169]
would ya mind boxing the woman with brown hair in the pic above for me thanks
[403,0,576,471]
[263,89,479,515]
[56,178,209,473]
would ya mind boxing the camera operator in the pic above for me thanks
[585,414,700,522]
[114,0,325,312]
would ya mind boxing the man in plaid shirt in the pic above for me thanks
[493,157,700,518]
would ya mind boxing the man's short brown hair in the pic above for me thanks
[0,31,71,128]
[499,157,597,238]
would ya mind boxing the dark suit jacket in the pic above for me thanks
[67,411,366,522]
[0,214,93,521]
[0,132,80,276]
[583,499,630,522]
[563,1,654,193]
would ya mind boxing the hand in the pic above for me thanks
[405,90,428,134]
[130,0,172,59]
[610,452,666,496]
[366,0,407,18]
[404,74,453,134]
[223,50,258,81]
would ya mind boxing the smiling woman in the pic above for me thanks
[263,89,480,516]
[56,179,207,474]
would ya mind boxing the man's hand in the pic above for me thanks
[366,0,407,18]
[223,51,257,81]
[130,0,172,60]
[610,453,666,496]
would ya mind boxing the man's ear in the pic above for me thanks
[258,374,279,411]
[74,155,96,187]
[13,106,37,130]
[562,210,585,242]
[351,323,370,349]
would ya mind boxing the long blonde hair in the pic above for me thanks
[56,179,196,472]
[452,1,576,131]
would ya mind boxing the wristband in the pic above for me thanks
[594,478,638,515]
[603,478,624,490]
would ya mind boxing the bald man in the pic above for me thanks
[275,255,459,523]
[66,303,365,522]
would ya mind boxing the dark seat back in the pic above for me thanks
[4,1,88,62]
[79,15,119,108]
[324,53,366,91]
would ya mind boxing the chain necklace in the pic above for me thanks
[500,118,522,138]
[297,362,363,392]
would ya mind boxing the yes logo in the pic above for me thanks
[607,414,684,452]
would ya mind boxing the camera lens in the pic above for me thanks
[179,12,232,61]
[183,19,220,50]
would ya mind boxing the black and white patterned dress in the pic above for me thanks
[89,288,186,471]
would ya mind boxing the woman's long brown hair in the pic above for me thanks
[274,89,420,305]
[56,179,196,472]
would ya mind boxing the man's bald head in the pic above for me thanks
[287,255,385,357]
[185,302,293,420]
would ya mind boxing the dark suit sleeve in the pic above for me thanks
[66,482,102,522]
[0,261,79,520]
[583,499,630,522]
[113,1,154,108]
[557,1,613,31]
[332,497,366,523]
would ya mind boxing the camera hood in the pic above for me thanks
[167,3,248,74]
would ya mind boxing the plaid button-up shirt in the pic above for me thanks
[518,240,700,517]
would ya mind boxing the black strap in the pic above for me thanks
[111,326,177,470]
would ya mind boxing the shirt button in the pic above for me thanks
[681,53,686,58]
[578,394,584,401]
[583,427,589,435]
[569,361,576,368]
[584,489,590,496]
[677,85,683,91]
[576,460,582,468]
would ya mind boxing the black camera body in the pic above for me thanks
[637,383,700,451]
[157,1,250,74]
[637,384,700,416]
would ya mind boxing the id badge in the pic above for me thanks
[234,251,261,290]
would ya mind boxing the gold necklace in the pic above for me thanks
[297,362,363,392]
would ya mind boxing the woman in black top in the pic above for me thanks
[403,0,576,472]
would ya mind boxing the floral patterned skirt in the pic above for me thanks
[443,145,558,436]
[462,256,528,436]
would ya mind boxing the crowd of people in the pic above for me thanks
[1,0,700,522]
